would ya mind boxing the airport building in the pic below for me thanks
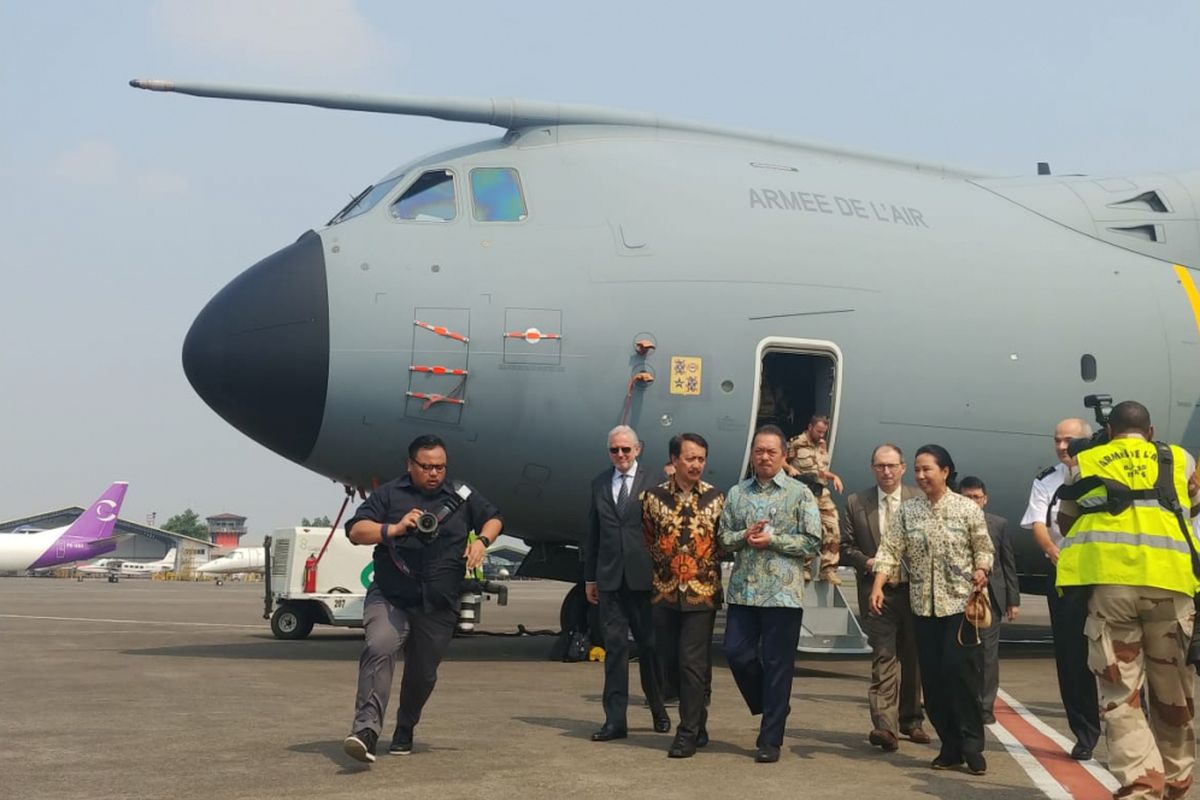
[0,507,217,568]
[206,513,248,548]
[483,540,529,579]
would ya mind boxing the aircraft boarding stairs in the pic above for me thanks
[798,576,870,654]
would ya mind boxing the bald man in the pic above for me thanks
[1020,417,1099,760]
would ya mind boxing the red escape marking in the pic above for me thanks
[504,327,562,344]
[994,694,1111,799]
[406,391,465,407]
[409,365,467,376]
[414,320,469,343]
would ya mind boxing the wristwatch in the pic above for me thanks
[475,538,491,548]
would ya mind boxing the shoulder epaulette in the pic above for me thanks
[1035,465,1056,481]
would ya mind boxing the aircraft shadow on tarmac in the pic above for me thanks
[788,729,1033,797]
[900,770,1033,799]
[120,633,562,662]
[511,716,761,756]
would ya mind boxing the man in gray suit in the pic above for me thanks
[840,443,928,751]
[584,424,669,741]
[959,476,1020,724]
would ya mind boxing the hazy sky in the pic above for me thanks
[1,2,1197,542]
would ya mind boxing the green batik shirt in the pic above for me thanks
[719,471,821,608]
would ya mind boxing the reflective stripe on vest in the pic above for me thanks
[1063,529,1192,556]
[1056,438,1200,595]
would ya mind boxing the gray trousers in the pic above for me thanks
[351,587,458,737]
[861,583,924,737]
[599,585,665,728]
[979,600,1002,720]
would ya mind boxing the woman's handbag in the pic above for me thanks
[958,588,992,645]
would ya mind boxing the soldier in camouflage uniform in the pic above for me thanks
[786,415,843,585]
[1089,586,1195,799]
[1055,401,1200,800]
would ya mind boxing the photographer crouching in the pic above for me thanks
[343,434,502,763]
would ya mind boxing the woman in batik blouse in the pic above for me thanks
[869,444,994,776]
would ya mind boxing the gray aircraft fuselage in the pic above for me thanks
[138,81,1200,587]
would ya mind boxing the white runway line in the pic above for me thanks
[987,716,1074,800]
[0,613,262,629]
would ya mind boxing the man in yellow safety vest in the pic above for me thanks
[1056,400,1200,800]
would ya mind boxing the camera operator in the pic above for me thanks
[342,434,502,764]
[1055,401,1200,799]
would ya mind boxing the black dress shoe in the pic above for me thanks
[591,724,628,742]
[667,736,697,759]
[931,750,964,770]
[1070,743,1093,761]
[964,752,987,775]
[755,745,781,763]
[697,728,709,748]
[653,716,671,733]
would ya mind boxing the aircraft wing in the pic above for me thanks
[85,533,134,548]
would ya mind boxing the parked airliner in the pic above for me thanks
[0,483,129,574]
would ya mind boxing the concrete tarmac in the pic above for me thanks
[0,577,1193,799]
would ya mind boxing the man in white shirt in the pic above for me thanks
[840,443,928,751]
[1020,417,1099,761]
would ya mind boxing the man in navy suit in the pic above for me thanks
[959,476,1020,725]
[584,424,669,741]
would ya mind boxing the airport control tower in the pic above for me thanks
[206,513,247,548]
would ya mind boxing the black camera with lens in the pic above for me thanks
[412,483,474,543]
[1066,394,1114,458]
[415,511,440,540]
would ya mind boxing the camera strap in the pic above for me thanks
[384,535,416,578]
[433,482,471,526]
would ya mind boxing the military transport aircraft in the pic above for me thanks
[131,79,1200,624]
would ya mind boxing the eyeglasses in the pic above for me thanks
[872,463,902,471]
[412,461,447,473]
[609,446,634,455]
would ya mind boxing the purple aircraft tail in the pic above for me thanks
[28,482,130,571]
[61,482,129,544]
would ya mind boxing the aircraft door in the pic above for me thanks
[751,339,843,448]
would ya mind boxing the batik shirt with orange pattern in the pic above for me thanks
[641,478,726,610]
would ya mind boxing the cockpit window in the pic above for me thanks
[470,168,527,222]
[390,170,456,221]
[328,175,404,226]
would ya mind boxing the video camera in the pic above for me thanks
[1066,393,1113,458]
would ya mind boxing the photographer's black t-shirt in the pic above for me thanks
[344,474,502,611]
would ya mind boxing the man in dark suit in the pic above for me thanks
[840,443,929,751]
[959,476,1020,724]
[583,424,669,741]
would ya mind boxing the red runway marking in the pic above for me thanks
[994,694,1112,799]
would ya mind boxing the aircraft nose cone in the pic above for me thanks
[182,230,330,464]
